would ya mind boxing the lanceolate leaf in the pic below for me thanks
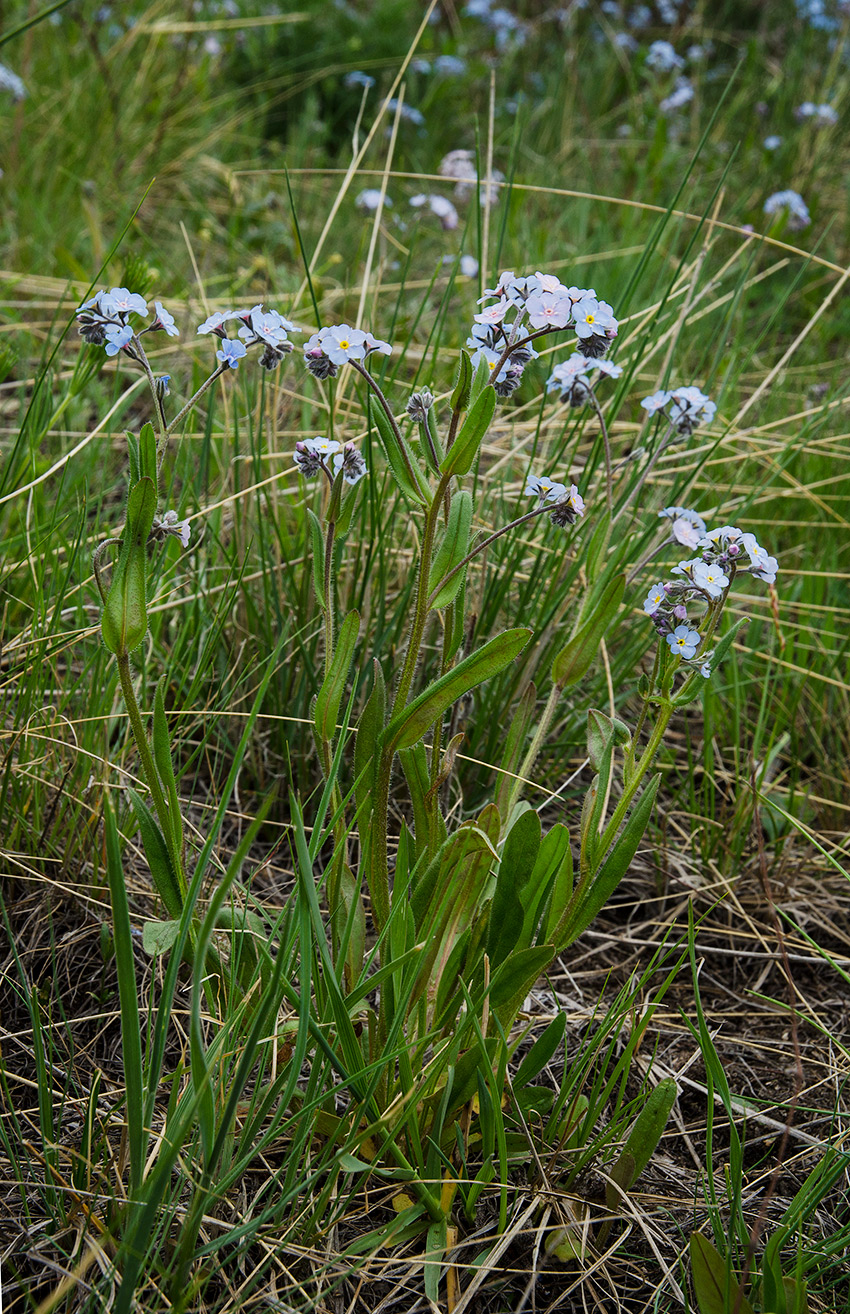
[314,610,360,744]
[101,476,157,655]
[689,1232,755,1314]
[370,397,430,506]
[440,386,496,478]
[139,421,157,482]
[354,660,386,817]
[383,628,532,753]
[617,1077,677,1187]
[429,490,473,609]
[555,773,660,948]
[450,347,473,415]
[127,787,183,919]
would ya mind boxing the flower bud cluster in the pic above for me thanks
[466,270,619,395]
[406,389,434,421]
[75,288,179,357]
[293,437,367,486]
[303,324,393,379]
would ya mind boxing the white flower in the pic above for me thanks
[197,310,235,335]
[356,189,391,212]
[525,290,573,330]
[320,324,368,364]
[152,301,179,336]
[641,389,671,415]
[692,560,729,598]
[524,472,567,504]
[459,254,479,278]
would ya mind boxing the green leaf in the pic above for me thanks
[142,918,181,956]
[384,627,532,754]
[127,788,183,919]
[556,774,660,948]
[399,742,447,863]
[542,831,574,944]
[450,348,473,415]
[469,353,493,408]
[126,430,140,486]
[428,490,473,609]
[494,681,536,819]
[101,476,158,655]
[370,396,430,506]
[616,1077,677,1186]
[424,1219,447,1306]
[335,478,361,536]
[689,1232,754,1314]
[139,421,157,482]
[675,616,751,706]
[314,609,360,744]
[152,679,183,854]
[440,386,496,478]
[551,573,624,688]
[354,659,386,818]
[487,809,541,968]
[489,944,553,1028]
[307,508,326,610]
[584,513,612,582]
[514,1011,566,1088]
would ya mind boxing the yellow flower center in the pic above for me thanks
[339,338,350,349]
[585,313,595,324]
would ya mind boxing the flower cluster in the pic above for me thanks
[546,353,623,406]
[197,305,296,371]
[763,189,811,230]
[524,473,586,528]
[645,39,684,72]
[303,325,392,380]
[641,385,716,435]
[75,288,179,356]
[468,270,619,399]
[439,148,505,205]
[795,100,838,125]
[643,524,778,678]
[293,437,367,486]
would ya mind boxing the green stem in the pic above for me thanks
[168,364,229,435]
[393,473,451,717]
[116,653,185,895]
[586,385,613,518]
[426,503,550,610]
[131,335,167,469]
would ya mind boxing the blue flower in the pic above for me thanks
[216,338,248,369]
[152,301,179,336]
[667,625,701,659]
[102,287,148,318]
[524,473,567,504]
[644,583,668,615]
[104,323,133,356]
